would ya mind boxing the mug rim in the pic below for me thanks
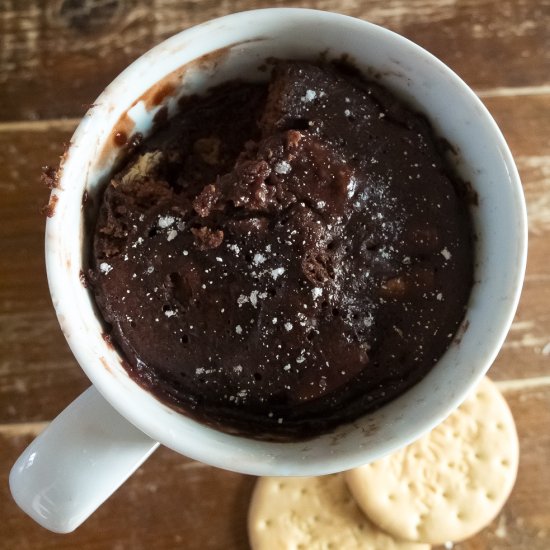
[45,7,527,475]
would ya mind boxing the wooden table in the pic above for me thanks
[1,1,549,548]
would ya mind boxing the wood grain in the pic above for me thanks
[0,0,549,120]
[0,126,88,423]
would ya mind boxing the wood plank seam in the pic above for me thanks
[0,86,549,133]
[476,85,550,98]
[2,375,550,436]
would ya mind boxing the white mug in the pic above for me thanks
[10,8,527,534]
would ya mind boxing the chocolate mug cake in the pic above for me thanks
[90,61,473,440]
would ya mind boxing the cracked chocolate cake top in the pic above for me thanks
[90,61,473,440]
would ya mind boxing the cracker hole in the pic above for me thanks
[300,487,308,495]
[486,492,495,500]
[388,493,396,501]
[501,458,510,467]
[475,452,484,460]
[277,482,286,490]
[442,491,450,499]
[496,422,504,431]
[456,511,465,521]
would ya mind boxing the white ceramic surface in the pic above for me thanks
[10,8,527,533]
[10,388,159,533]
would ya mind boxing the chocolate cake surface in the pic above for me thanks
[90,61,473,440]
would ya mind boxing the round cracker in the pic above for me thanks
[345,377,519,544]
[248,474,430,550]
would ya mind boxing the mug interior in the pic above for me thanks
[46,8,527,475]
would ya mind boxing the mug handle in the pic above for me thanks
[9,386,159,533]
